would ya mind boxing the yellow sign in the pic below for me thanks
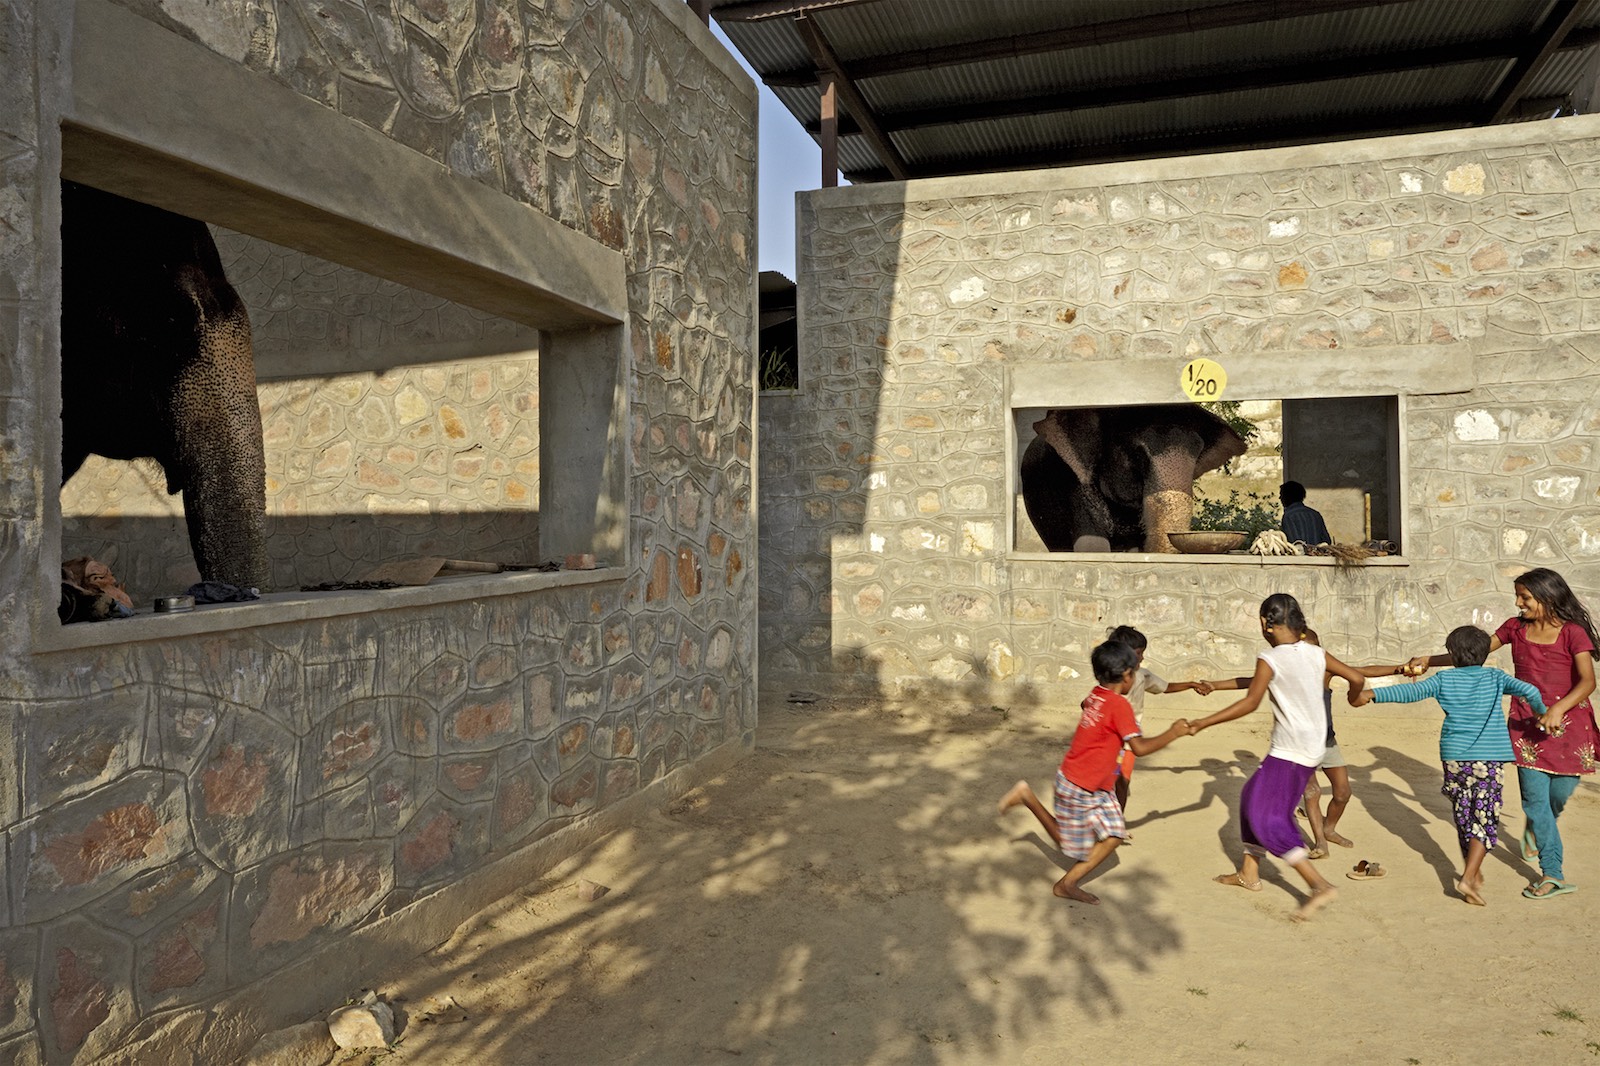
[1181,358,1227,401]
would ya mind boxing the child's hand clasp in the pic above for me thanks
[1349,688,1374,707]
[1194,680,1215,696]
[1538,709,1566,736]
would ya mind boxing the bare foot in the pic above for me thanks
[1454,878,1486,906]
[1325,830,1354,848]
[998,780,1032,815]
[1213,871,1262,892]
[1053,879,1100,904]
[1292,886,1338,921]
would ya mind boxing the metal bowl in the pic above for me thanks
[1167,530,1247,554]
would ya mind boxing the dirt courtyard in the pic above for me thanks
[334,692,1600,1065]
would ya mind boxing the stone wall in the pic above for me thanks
[761,118,1600,701]
[0,0,755,1061]
[62,232,545,594]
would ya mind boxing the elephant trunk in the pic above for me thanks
[169,300,269,590]
[1142,440,1203,553]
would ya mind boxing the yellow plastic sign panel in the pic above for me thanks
[1181,358,1226,402]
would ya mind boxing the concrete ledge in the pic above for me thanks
[34,566,626,653]
[1009,346,1476,409]
[1008,551,1409,566]
[63,0,626,331]
[106,733,753,1065]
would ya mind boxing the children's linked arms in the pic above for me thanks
[1354,673,1440,708]
[1126,719,1191,756]
[1190,661,1272,733]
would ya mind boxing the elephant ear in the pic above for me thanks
[1189,408,1249,478]
[1033,408,1101,486]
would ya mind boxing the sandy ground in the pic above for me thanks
[332,693,1600,1066]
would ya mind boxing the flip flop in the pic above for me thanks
[1521,877,1576,899]
[1519,826,1539,862]
[1347,860,1386,881]
[1307,845,1328,860]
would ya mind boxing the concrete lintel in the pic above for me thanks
[1009,345,1477,410]
[63,0,626,331]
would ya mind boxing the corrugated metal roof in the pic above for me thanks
[708,0,1600,182]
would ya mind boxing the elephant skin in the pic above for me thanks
[1021,404,1247,553]
[61,180,269,590]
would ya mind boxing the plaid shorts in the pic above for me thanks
[1053,770,1127,860]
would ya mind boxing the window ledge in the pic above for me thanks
[35,566,625,653]
[1008,551,1409,567]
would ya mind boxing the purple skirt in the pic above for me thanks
[1240,755,1314,863]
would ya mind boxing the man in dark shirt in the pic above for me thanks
[1279,480,1331,545]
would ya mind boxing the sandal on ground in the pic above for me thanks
[1307,845,1328,860]
[1213,872,1262,892]
[1521,877,1576,899]
[1347,860,1386,880]
[1519,825,1539,862]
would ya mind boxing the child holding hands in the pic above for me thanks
[1104,625,1213,824]
[1190,594,1369,920]
[999,640,1192,904]
[1353,625,1545,905]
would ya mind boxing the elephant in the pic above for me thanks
[60,180,268,590]
[1020,404,1247,553]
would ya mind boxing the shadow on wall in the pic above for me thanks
[373,669,1189,1064]
[62,513,545,598]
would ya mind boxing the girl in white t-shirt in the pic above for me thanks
[1189,594,1369,920]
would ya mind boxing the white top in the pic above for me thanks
[1126,667,1168,723]
[1257,641,1328,767]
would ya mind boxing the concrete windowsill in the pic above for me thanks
[35,566,626,653]
[1008,551,1409,567]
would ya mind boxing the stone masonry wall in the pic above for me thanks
[0,0,754,1060]
[761,119,1600,702]
[62,232,545,595]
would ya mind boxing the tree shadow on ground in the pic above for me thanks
[364,674,1197,1065]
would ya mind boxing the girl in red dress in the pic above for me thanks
[1409,568,1596,899]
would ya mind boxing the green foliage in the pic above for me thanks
[1201,400,1261,449]
[1191,489,1279,539]
[761,347,798,391]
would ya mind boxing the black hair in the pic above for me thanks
[1279,480,1307,504]
[1514,568,1598,647]
[1446,625,1491,668]
[1105,625,1147,652]
[1259,592,1307,634]
[1091,640,1140,686]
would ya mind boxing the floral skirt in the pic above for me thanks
[1440,760,1505,849]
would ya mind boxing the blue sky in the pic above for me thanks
[709,23,836,278]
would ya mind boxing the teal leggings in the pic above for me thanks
[1518,767,1580,881]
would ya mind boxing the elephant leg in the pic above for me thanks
[168,299,268,590]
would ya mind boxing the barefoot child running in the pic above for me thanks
[1191,594,1369,920]
[1352,625,1545,905]
[999,640,1192,904]
[1105,625,1212,831]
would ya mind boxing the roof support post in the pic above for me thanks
[819,72,839,188]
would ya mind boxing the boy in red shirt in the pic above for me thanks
[999,641,1193,903]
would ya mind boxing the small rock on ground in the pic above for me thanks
[243,1021,336,1066]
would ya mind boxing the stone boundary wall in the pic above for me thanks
[62,232,545,594]
[0,0,755,1061]
[761,117,1600,703]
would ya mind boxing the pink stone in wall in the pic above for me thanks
[250,853,383,949]
[452,699,514,743]
[43,803,166,888]
[558,723,589,756]
[51,948,110,1053]
[323,722,378,779]
[444,762,491,793]
[400,814,458,875]
[202,745,269,818]
[145,905,218,995]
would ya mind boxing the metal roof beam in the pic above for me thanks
[801,29,1600,137]
[841,104,1478,181]
[712,0,882,22]
[794,12,910,180]
[763,0,1410,87]
[1485,0,1592,122]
